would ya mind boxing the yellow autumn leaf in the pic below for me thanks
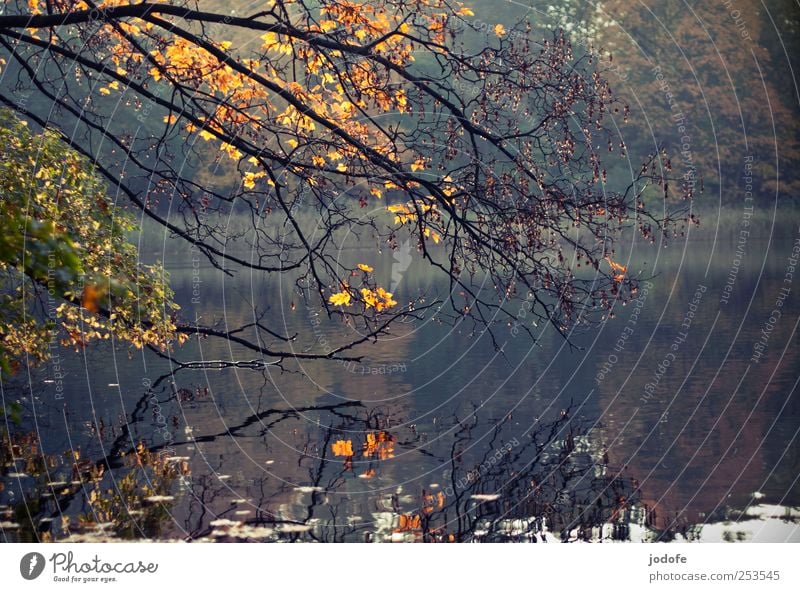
[360,287,396,311]
[320,20,337,32]
[329,291,352,306]
[261,32,278,48]
[494,24,506,37]
[357,263,374,273]
[376,287,397,309]
[220,142,242,160]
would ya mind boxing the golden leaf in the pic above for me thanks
[329,291,352,306]
[320,20,337,32]
[605,256,627,275]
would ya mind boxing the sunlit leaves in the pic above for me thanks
[360,287,397,312]
[0,109,183,372]
[387,201,442,244]
[242,170,267,189]
[605,258,627,274]
[329,282,395,312]
[328,291,352,307]
[4,0,672,348]
[220,142,242,160]
[605,257,628,283]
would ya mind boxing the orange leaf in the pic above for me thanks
[81,285,100,313]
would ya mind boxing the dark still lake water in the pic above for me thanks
[2,214,799,542]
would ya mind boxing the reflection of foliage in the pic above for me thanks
[0,108,184,374]
[363,431,395,460]
[390,408,641,542]
[331,440,354,457]
[0,426,188,542]
[78,443,189,539]
[176,399,641,543]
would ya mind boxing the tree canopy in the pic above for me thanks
[0,0,689,366]
[0,108,183,373]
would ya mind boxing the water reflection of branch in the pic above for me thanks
[410,406,641,542]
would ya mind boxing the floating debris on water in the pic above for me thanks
[210,521,275,540]
[277,523,312,533]
[143,495,175,503]
[471,494,501,502]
